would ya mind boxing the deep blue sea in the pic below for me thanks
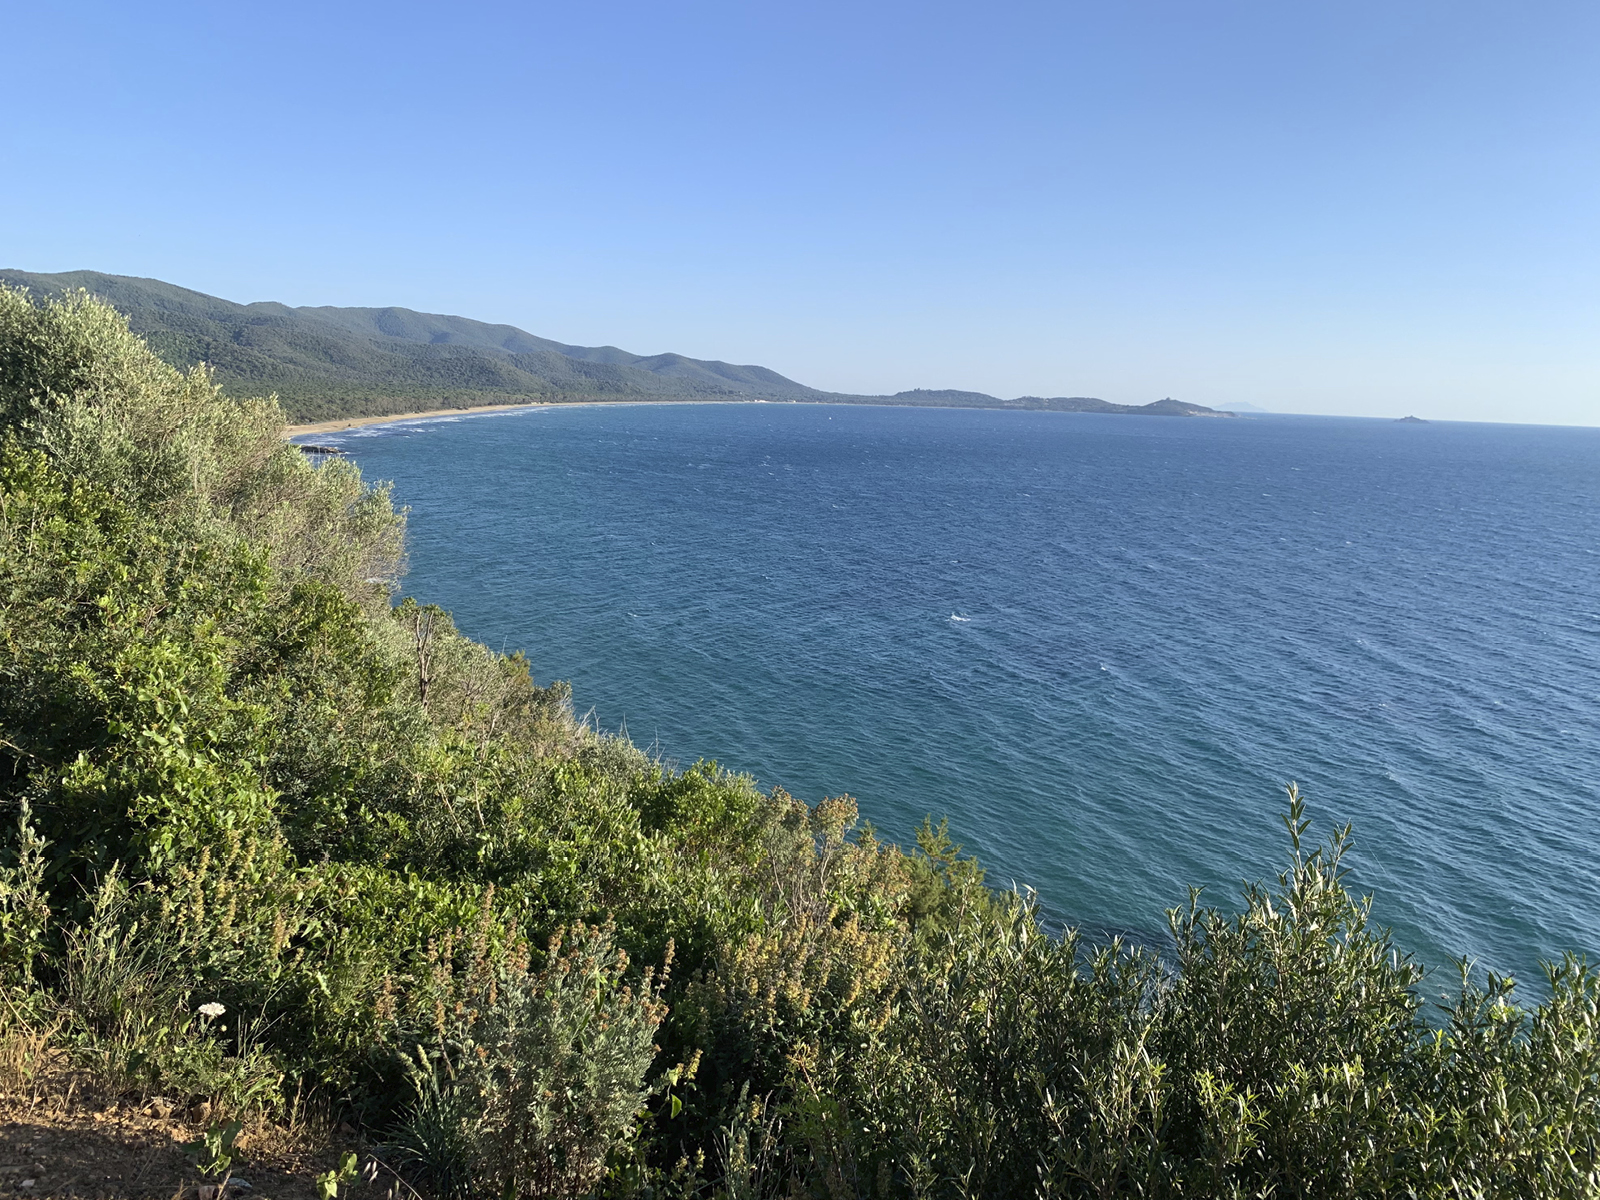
[311,403,1600,988]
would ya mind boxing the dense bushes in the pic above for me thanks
[0,284,1596,1197]
[397,921,672,1199]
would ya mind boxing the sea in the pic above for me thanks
[307,402,1600,990]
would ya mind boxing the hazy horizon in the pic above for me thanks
[7,1,1598,426]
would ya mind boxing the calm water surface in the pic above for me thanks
[313,404,1600,985]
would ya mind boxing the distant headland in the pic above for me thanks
[0,269,1229,426]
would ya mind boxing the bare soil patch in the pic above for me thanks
[0,1056,378,1200]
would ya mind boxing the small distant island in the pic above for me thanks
[1396,415,1429,424]
[0,268,1229,426]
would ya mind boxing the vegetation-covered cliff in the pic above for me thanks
[0,285,1593,1198]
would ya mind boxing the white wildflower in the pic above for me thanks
[198,1002,226,1018]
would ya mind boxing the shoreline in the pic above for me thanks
[283,396,1242,439]
[284,400,557,437]
[283,397,782,438]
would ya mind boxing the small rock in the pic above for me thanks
[19,1180,35,1190]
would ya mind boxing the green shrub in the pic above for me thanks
[0,800,51,1005]
[57,867,283,1112]
[399,923,671,1199]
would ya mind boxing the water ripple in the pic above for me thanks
[328,405,1600,982]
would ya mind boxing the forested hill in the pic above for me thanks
[0,269,829,421]
[0,269,1227,423]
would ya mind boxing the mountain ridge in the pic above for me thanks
[0,269,1229,423]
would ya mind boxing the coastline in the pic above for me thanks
[283,396,1230,438]
[283,397,779,438]
[284,400,555,437]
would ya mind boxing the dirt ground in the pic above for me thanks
[0,1056,392,1200]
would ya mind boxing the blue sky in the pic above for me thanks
[5,1,1598,423]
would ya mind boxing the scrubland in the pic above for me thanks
[0,286,1595,1198]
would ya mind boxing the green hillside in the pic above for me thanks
[0,270,833,422]
[0,270,1227,423]
[1,282,1592,1200]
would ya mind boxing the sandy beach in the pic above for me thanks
[284,400,549,437]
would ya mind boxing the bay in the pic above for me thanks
[316,402,1600,985]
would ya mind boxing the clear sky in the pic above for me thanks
[5,1,1598,423]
